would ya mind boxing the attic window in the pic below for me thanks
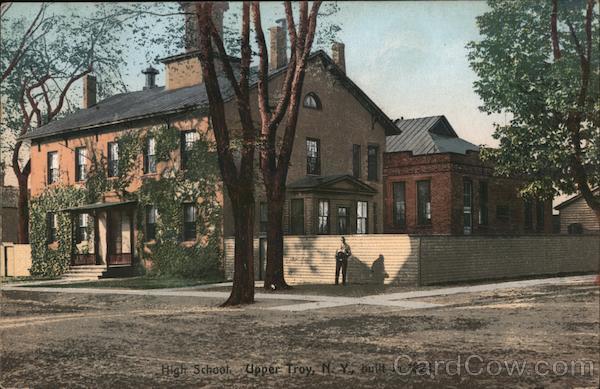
[303,92,321,110]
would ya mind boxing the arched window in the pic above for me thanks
[303,92,321,110]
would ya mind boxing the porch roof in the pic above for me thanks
[287,174,377,195]
[60,200,136,213]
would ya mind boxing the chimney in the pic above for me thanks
[269,19,287,70]
[83,74,97,109]
[331,42,346,73]
[181,1,229,52]
[142,66,159,89]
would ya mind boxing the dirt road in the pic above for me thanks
[1,280,598,388]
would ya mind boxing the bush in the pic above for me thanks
[149,240,222,279]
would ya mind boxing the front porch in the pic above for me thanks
[61,200,137,278]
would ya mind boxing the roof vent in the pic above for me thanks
[142,66,159,90]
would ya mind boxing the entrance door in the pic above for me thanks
[337,207,349,235]
[107,210,132,265]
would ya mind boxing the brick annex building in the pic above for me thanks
[20,3,552,275]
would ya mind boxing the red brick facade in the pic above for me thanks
[383,151,553,235]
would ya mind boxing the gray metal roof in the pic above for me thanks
[22,51,399,141]
[386,115,479,155]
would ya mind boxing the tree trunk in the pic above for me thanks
[222,193,255,306]
[264,190,289,290]
[16,172,29,244]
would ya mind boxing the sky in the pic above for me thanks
[121,1,504,147]
[3,2,510,186]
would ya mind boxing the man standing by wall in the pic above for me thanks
[335,237,352,285]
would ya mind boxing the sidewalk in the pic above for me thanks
[1,274,595,312]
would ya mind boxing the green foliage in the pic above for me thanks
[137,127,222,278]
[468,1,599,200]
[29,125,222,279]
[29,186,87,277]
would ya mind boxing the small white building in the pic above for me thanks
[555,188,599,234]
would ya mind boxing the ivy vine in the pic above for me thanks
[29,125,223,279]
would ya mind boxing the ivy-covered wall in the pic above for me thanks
[29,125,223,278]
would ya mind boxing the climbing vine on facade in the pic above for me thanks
[28,125,222,278]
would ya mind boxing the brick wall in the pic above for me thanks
[418,235,599,285]
[224,234,599,286]
[383,151,553,235]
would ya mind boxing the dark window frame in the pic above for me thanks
[463,178,473,234]
[535,200,545,232]
[180,130,198,170]
[47,212,57,243]
[392,181,406,228]
[143,136,157,174]
[416,180,432,226]
[182,203,197,241]
[289,198,305,235]
[478,181,489,226]
[356,200,368,234]
[524,200,533,231]
[306,138,321,175]
[367,144,379,181]
[352,144,361,178]
[337,206,349,235]
[145,206,157,242]
[75,147,87,182]
[317,199,330,234]
[302,92,322,110]
[76,213,90,243]
[47,151,59,184]
[259,202,268,234]
[496,204,510,222]
[107,141,119,177]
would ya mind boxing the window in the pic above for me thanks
[392,182,406,227]
[496,204,510,221]
[289,199,304,235]
[463,179,473,234]
[536,200,545,232]
[524,200,533,231]
[259,202,268,234]
[318,200,330,234]
[367,145,379,181]
[417,180,431,225]
[337,207,349,234]
[356,201,368,234]
[47,151,59,184]
[479,181,489,225]
[373,202,378,234]
[144,137,156,174]
[183,203,197,241]
[108,142,119,177]
[352,144,361,178]
[76,213,89,243]
[145,206,157,241]
[181,130,199,170]
[303,92,321,110]
[75,147,87,182]
[47,213,57,243]
[306,138,320,175]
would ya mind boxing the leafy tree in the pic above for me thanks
[468,0,599,221]
[0,2,183,243]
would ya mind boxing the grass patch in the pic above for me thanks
[28,275,225,290]
[0,276,59,284]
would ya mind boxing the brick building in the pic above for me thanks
[383,116,552,235]
[20,4,398,275]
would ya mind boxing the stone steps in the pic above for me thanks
[62,265,106,280]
